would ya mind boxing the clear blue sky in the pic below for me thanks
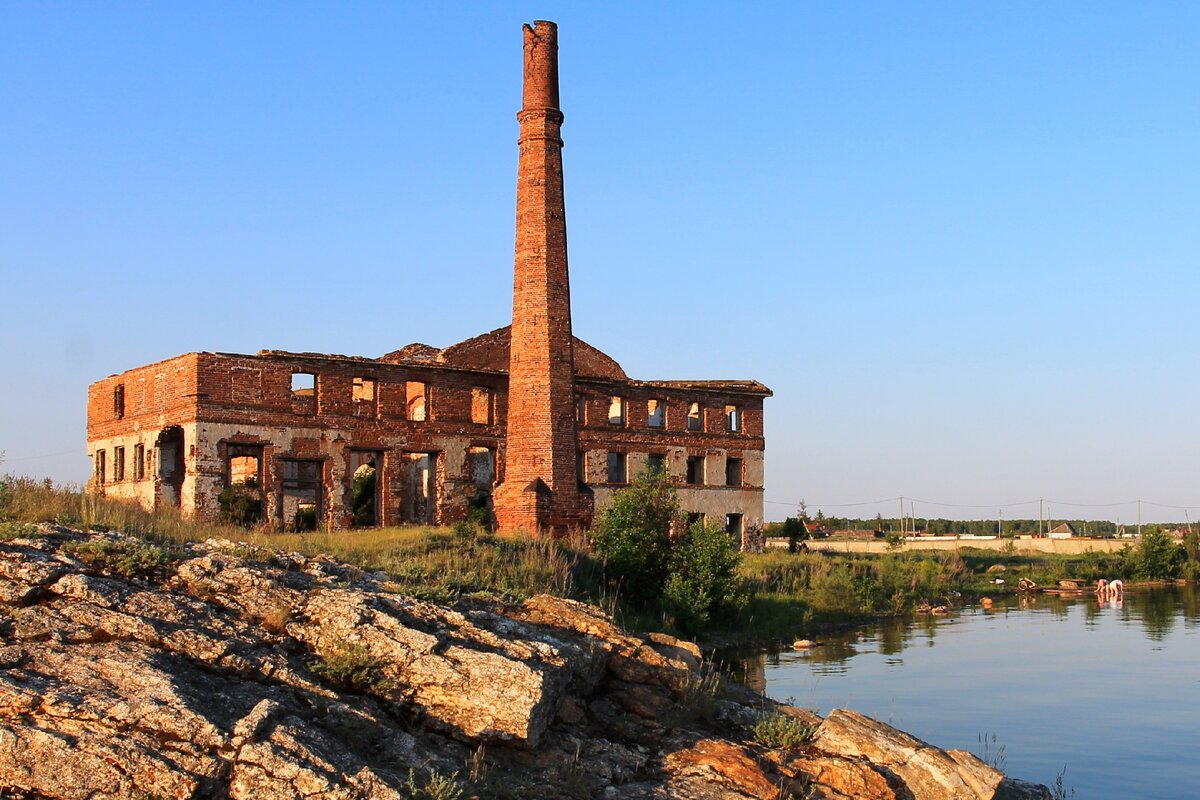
[3,3,1197,523]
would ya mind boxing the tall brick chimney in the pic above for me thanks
[493,20,593,536]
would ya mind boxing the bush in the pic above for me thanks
[663,520,747,632]
[751,711,815,749]
[1122,530,1181,580]
[311,640,383,692]
[217,480,263,527]
[590,468,680,605]
[65,537,183,579]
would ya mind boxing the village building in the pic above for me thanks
[85,21,770,548]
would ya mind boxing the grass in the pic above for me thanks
[2,475,1192,647]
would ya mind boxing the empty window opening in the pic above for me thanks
[154,426,185,509]
[471,387,494,425]
[686,455,705,485]
[350,452,381,527]
[401,452,436,524]
[223,446,264,526]
[95,450,106,485]
[646,453,666,476]
[607,452,627,484]
[687,512,705,528]
[114,447,125,482]
[406,382,428,422]
[281,459,322,532]
[687,402,703,431]
[294,503,318,531]
[608,396,626,426]
[227,446,262,487]
[350,376,374,417]
[133,444,145,481]
[726,513,744,539]
[469,446,496,491]
[647,399,665,429]
[726,457,743,487]
[113,384,125,420]
[575,394,587,424]
[291,372,316,414]
[725,405,741,432]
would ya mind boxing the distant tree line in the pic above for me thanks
[765,511,1191,539]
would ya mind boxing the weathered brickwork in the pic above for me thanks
[85,20,772,549]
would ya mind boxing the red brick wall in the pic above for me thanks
[495,20,592,535]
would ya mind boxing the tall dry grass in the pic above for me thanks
[0,474,609,608]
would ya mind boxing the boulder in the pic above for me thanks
[814,709,1005,800]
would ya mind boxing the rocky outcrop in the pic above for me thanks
[0,527,1050,799]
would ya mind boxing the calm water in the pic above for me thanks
[738,586,1200,798]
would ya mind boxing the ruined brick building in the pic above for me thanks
[86,21,771,547]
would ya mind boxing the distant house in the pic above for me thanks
[833,528,882,540]
[803,520,831,538]
[1048,522,1077,540]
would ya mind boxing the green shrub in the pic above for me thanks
[590,469,679,605]
[217,480,263,527]
[311,640,383,692]
[65,538,182,579]
[751,712,815,749]
[1121,530,1181,580]
[662,521,747,632]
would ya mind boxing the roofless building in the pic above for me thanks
[85,21,771,548]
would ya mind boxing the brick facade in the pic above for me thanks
[84,20,772,549]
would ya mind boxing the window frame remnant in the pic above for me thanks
[647,399,665,429]
[133,443,145,481]
[646,453,666,476]
[686,455,705,486]
[406,381,428,422]
[575,394,587,425]
[726,513,744,539]
[687,402,703,431]
[607,451,628,484]
[113,384,125,420]
[607,396,626,426]
[471,386,494,425]
[725,457,743,487]
[95,450,106,485]
[290,372,317,415]
[725,405,741,433]
[114,446,125,482]
[352,376,377,415]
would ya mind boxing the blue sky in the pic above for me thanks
[2,3,1197,523]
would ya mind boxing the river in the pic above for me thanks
[735,585,1200,797]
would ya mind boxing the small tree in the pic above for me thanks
[782,517,807,553]
[662,520,748,632]
[591,468,680,604]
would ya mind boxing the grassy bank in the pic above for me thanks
[2,475,1193,646]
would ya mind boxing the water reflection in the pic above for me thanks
[733,584,1200,799]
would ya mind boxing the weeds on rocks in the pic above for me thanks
[311,641,383,693]
[406,768,464,800]
[64,537,183,580]
[751,712,816,750]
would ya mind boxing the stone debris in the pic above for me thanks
[0,527,1050,799]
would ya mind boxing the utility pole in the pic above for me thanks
[1137,499,1142,536]
[998,509,1002,537]
[899,496,905,537]
[1039,497,1044,537]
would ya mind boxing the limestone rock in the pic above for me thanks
[814,709,1005,800]
[0,530,1051,799]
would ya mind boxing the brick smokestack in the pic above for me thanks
[494,21,593,536]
